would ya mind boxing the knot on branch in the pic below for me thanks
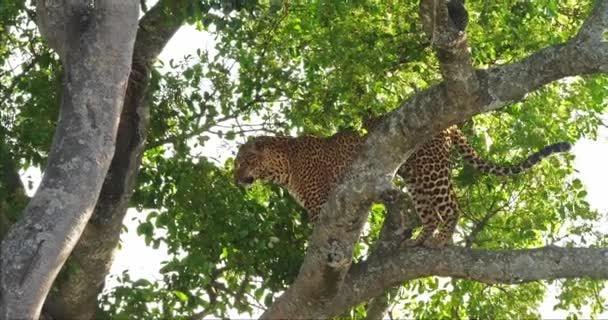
[75,2,95,30]
[36,0,98,63]
[323,239,349,268]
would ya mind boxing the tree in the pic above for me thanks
[0,0,139,318]
[260,1,608,317]
[0,0,606,319]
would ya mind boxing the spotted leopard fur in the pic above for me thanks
[234,125,570,247]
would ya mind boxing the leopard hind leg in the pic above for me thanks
[425,187,461,248]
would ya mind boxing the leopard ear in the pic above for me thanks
[251,136,270,151]
[253,136,272,151]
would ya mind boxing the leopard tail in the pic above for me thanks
[449,127,571,176]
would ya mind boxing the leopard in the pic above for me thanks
[234,125,570,248]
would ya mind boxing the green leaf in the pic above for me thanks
[172,290,189,302]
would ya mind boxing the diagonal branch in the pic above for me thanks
[369,190,419,260]
[263,1,608,318]
[576,0,608,43]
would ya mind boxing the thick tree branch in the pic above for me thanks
[263,1,608,318]
[43,1,186,319]
[324,246,608,316]
[0,1,139,318]
[35,0,66,61]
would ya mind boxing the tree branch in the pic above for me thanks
[324,246,608,316]
[369,190,417,259]
[361,192,409,320]
[263,1,608,318]
[419,0,478,108]
[577,0,608,43]
[42,1,185,319]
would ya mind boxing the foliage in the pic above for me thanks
[0,0,606,319]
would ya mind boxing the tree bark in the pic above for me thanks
[0,0,139,318]
[362,193,412,320]
[262,1,608,318]
[325,246,608,317]
[42,1,185,319]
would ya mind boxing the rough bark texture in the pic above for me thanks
[327,246,608,316]
[42,1,185,319]
[262,1,608,318]
[0,0,139,318]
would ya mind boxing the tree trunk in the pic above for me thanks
[42,1,186,318]
[0,1,139,318]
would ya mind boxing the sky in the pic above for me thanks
[18,23,608,318]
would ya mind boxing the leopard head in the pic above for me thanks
[234,136,290,187]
